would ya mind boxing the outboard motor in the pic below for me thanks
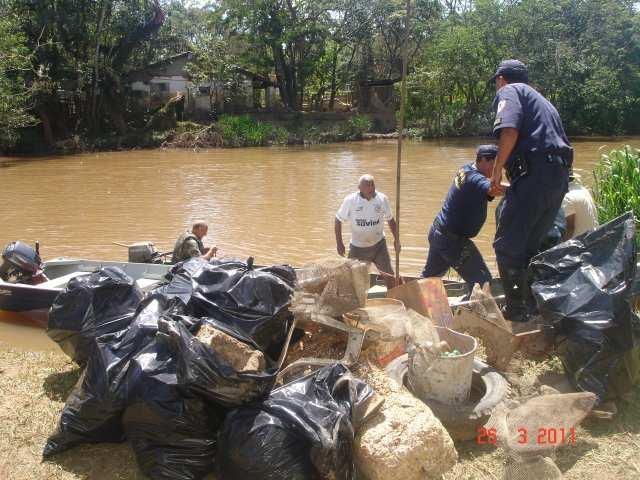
[0,241,47,284]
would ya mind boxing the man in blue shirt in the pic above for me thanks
[490,59,572,322]
[422,145,504,292]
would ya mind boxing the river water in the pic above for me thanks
[1,137,638,349]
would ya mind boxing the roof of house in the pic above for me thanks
[127,52,194,82]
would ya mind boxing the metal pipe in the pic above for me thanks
[395,0,411,285]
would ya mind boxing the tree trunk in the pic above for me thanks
[38,110,55,147]
[329,48,339,111]
[272,44,293,110]
[91,0,108,129]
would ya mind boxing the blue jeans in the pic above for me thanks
[421,224,492,290]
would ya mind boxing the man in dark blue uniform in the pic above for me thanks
[490,59,573,322]
[422,145,504,292]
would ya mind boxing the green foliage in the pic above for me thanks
[592,146,640,242]
[4,0,640,150]
[339,114,372,139]
[406,0,640,137]
[0,15,36,151]
[217,114,287,147]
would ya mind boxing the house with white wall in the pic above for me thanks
[127,52,280,117]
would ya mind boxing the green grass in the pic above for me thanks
[592,146,640,244]
[217,114,287,147]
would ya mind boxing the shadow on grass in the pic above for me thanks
[582,384,640,438]
[42,442,146,480]
[43,367,82,402]
[554,438,599,473]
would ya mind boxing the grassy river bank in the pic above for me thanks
[2,340,639,480]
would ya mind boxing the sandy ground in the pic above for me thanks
[1,339,639,480]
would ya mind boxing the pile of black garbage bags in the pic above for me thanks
[44,258,373,480]
[530,212,640,403]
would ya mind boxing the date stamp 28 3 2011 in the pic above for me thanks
[476,427,577,445]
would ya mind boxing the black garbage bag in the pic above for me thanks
[47,266,144,366]
[43,296,171,458]
[217,363,374,480]
[530,212,639,401]
[161,316,281,407]
[156,258,295,356]
[123,336,223,480]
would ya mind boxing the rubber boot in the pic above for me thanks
[498,264,529,323]
[524,269,539,316]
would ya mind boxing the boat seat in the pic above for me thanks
[36,271,87,289]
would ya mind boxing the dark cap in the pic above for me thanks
[490,59,529,83]
[476,144,498,159]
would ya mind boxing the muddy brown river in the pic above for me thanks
[1,137,639,349]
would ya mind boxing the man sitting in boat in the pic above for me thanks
[421,145,505,292]
[171,221,217,263]
[334,174,400,288]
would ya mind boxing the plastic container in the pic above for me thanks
[407,327,477,404]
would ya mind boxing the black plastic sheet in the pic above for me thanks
[162,316,280,407]
[530,212,639,401]
[217,364,373,480]
[123,337,223,480]
[45,259,297,479]
[47,267,144,366]
[43,296,164,457]
[156,258,295,356]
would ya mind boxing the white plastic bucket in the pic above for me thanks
[407,327,477,404]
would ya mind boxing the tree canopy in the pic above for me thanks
[1,0,639,151]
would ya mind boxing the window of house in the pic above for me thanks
[151,82,170,93]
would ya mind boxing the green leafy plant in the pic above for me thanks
[338,114,372,139]
[217,115,286,147]
[592,146,640,244]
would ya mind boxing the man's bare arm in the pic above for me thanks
[388,218,401,252]
[491,127,519,189]
[334,218,345,256]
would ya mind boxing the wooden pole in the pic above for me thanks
[395,0,411,285]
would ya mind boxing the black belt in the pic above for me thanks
[506,152,571,181]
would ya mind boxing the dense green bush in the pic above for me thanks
[217,115,287,147]
[339,115,372,139]
[592,146,640,243]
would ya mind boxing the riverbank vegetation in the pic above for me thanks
[592,146,640,243]
[1,0,639,154]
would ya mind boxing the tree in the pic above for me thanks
[186,11,240,114]
[221,0,332,110]
[6,0,167,139]
[0,13,35,150]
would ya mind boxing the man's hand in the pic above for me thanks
[203,246,218,260]
[491,167,503,191]
[488,182,507,197]
[394,238,401,253]
[337,241,346,257]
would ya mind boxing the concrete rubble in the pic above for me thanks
[196,323,266,372]
[352,363,458,480]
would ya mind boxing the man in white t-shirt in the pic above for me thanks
[335,174,400,287]
[562,172,598,239]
